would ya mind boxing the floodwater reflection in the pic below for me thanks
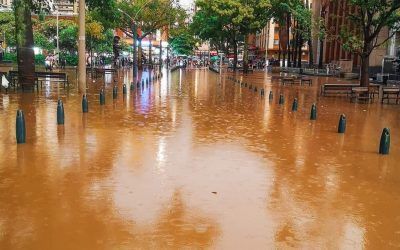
[0,69,399,249]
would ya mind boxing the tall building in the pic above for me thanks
[311,0,387,72]
[0,0,12,8]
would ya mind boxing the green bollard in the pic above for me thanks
[100,89,105,105]
[269,91,273,100]
[113,86,118,99]
[310,103,317,120]
[279,94,284,104]
[338,114,346,133]
[379,128,390,154]
[16,110,26,144]
[123,84,127,94]
[82,94,88,113]
[130,82,135,91]
[292,98,298,111]
[57,99,65,125]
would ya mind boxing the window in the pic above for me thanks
[274,40,279,45]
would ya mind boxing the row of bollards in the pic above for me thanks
[15,72,164,144]
[226,75,391,155]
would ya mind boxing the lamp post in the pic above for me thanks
[78,0,86,93]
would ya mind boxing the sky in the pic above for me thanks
[180,0,193,9]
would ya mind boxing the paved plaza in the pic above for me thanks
[0,69,399,248]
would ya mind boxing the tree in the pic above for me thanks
[169,26,198,55]
[192,0,270,72]
[14,0,36,87]
[0,12,16,48]
[340,0,400,86]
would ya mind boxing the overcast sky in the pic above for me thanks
[180,0,193,8]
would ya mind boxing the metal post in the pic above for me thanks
[78,0,86,93]
[132,22,137,78]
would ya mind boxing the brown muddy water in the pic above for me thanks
[0,69,399,249]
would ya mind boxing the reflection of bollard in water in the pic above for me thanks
[146,79,149,85]
[269,91,273,100]
[16,110,26,144]
[254,87,257,92]
[100,89,105,105]
[261,88,264,96]
[249,84,252,90]
[130,82,134,91]
[82,94,88,113]
[310,103,317,120]
[123,84,127,94]
[379,128,390,154]
[113,86,118,99]
[137,81,140,87]
[57,99,65,125]
[338,114,346,133]
[279,94,284,104]
[245,83,248,87]
[292,98,298,111]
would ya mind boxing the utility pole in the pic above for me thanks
[78,0,86,93]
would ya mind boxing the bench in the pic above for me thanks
[35,71,69,88]
[301,78,312,86]
[321,83,360,96]
[381,87,400,104]
[350,87,372,102]
[94,68,117,78]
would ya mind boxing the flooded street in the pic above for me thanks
[0,69,399,249]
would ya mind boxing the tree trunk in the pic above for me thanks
[308,38,313,66]
[243,34,249,73]
[14,0,35,89]
[138,38,142,70]
[286,14,291,68]
[149,38,152,67]
[298,34,302,68]
[293,31,298,67]
[233,41,238,71]
[360,55,369,87]
[318,38,324,68]
[132,22,138,78]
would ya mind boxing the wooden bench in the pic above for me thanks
[350,87,372,102]
[35,71,69,88]
[321,83,360,96]
[301,78,312,86]
[381,87,400,104]
[94,68,117,78]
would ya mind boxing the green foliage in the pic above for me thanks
[169,27,198,55]
[340,0,400,57]
[59,25,78,53]
[0,12,16,47]
[34,54,46,64]
[34,31,55,51]
[3,53,17,62]
[60,52,78,66]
